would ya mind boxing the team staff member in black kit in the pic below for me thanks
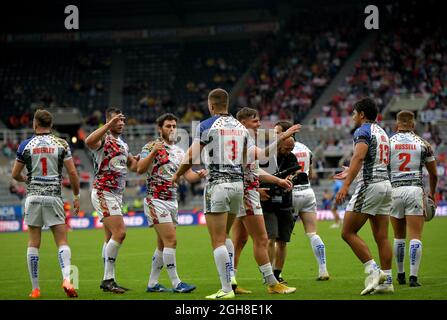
[260,123,299,284]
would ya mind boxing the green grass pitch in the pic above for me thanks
[1,218,446,300]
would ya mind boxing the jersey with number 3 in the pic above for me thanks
[389,132,435,188]
[196,115,248,183]
[353,123,390,184]
[16,134,72,197]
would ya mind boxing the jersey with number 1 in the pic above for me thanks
[389,131,435,188]
[353,123,390,185]
[16,134,72,197]
[196,115,248,183]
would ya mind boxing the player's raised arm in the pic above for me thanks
[85,113,125,150]
[254,124,301,161]
[336,142,368,204]
[137,140,164,175]
[64,158,80,215]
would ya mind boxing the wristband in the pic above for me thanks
[73,194,80,201]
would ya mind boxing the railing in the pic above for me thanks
[0,128,70,144]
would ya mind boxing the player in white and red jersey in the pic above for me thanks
[137,113,203,294]
[173,88,249,299]
[335,98,392,295]
[275,122,329,281]
[85,107,139,294]
[230,107,297,295]
[12,109,80,299]
[388,111,438,288]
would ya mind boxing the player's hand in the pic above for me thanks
[196,169,207,179]
[107,113,126,127]
[151,140,164,153]
[133,154,141,162]
[259,188,271,201]
[428,193,435,201]
[335,185,349,205]
[73,199,80,216]
[277,178,293,190]
[281,124,302,140]
[333,166,349,180]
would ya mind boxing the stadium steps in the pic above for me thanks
[304,33,377,125]
[109,51,125,107]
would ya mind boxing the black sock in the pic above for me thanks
[274,269,282,280]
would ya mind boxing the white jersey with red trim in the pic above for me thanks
[389,131,435,188]
[292,141,312,175]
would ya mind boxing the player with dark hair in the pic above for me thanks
[137,113,202,293]
[12,109,80,298]
[335,97,393,295]
[388,110,438,289]
[85,107,139,294]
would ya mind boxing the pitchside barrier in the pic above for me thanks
[2,205,447,233]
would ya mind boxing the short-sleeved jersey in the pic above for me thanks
[140,140,185,201]
[195,115,249,184]
[91,134,129,195]
[389,131,435,188]
[16,134,72,197]
[353,123,390,184]
[244,136,260,191]
[292,141,313,188]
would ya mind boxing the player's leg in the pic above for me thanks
[24,196,43,298]
[369,214,393,294]
[242,215,296,293]
[101,216,127,293]
[205,212,235,298]
[330,205,341,228]
[146,232,166,292]
[102,226,112,265]
[263,210,278,275]
[232,217,248,277]
[225,213,237,281]
[230,216,251,294]
[390,186,407,284]
[155,222,196,293]
[51,223,78,298]
[390,216,407,284]
[406,215,424,287]
[300,211,329,280]
[27,226,41,298]
[342,211,385,295]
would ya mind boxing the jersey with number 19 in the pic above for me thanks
[196,115,248,214]
[389,131,435,218]
[346,123,392,215]
[16,134,72,227]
